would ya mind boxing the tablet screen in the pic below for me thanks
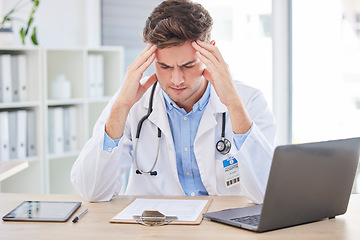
[2,201,82,222]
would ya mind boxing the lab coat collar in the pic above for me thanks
[208,84,228,114]
[144,84,173,143]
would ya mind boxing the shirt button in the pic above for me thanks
[191,192,195,196]
[186,171,190,175]
[184,147,188,152]
[183,116,187,121]
[108,147,112,152]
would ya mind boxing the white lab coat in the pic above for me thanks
[71,81,277,204]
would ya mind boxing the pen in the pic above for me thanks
[72,209,88,223]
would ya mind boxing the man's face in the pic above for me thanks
[155,41,207,111]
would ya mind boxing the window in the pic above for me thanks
[197,0,273,107]
[292,0,360,192]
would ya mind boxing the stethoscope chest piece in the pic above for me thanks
[216,112,231,155]
[216,138,231,155]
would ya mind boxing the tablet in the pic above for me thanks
[2,201,82,222]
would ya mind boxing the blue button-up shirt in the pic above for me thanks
[103,82,252,196]
[162,83,211,196]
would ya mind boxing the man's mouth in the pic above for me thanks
[170,86,186,94]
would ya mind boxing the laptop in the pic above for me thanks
[203,137,360,232]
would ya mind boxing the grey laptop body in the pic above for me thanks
[203,137,360,232]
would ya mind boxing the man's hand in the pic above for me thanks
[105,44,158,139]
[192,40,252,134]
[119,44,158,109]
[191,40,239,107]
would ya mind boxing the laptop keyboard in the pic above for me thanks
[230,214,261,226]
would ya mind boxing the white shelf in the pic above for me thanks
[47,98,87,106]
[0,46,124,194]
[48,150,81,161]
[0,101,41,109]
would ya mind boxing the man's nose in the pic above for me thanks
[171,68,184,86]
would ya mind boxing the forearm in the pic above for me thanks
[105,99,131,139]
[227,96,252,135]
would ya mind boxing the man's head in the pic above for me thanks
[143,0,213,49]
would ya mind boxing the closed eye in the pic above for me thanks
[183,65,195,69]
[161,65,171,69]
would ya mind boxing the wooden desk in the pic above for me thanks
[0,161,28,182]
[1,193,359,240]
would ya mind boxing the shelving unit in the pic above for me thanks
[0,46,124,194]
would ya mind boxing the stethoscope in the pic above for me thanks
[134,82,231,176]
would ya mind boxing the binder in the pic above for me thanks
[18,55,28,102]
[8,111,18,159]
[1,54,12,103]
[0,111,10,161]
[87,54,97,98]
[11,55,20,102]
[69,106,77,151]
[95,54,104,98]
[48,108,54,154]
[63,107,70,152]
[0,56,3,102]
[52,107,64,154]
[27,110,36,157]
[17,110,27,159]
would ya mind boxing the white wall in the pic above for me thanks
[1,0,100,46]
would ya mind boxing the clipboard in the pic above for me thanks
[110,197,212,225]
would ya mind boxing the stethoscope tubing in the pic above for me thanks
[134,82,231,176]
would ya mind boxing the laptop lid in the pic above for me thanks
[257,137,360,232]
[203,137,360,232]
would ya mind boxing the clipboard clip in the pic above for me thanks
[133,210,178,226]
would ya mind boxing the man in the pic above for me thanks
[71,0,277,204]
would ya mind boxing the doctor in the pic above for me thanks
[71,0,277,204]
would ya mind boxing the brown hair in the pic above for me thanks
[143,0,213,49]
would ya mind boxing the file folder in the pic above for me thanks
[69,106,77,151]
[11,55,20,102]
[53,107,64,154]
[27,110,36,157]
[63,107,70,152]
[17,110,27,159]
[8,111,17,159]
[1,54,12,103]
[0,111,10,161]
[18,55,28,102]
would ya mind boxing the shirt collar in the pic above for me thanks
[163,82,211,113]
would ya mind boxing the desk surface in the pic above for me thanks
[1,193,359,240]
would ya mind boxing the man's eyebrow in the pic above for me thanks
[179,60,197,67]
[156,62,171,67]
[156,60,197,68]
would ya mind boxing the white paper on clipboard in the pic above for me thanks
[112,198,209,222]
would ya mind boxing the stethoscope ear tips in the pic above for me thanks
[136,170,142,174]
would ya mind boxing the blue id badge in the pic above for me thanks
[222,156,240,188]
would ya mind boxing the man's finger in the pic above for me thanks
[142,73,158,91]
[135,45,157,69]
